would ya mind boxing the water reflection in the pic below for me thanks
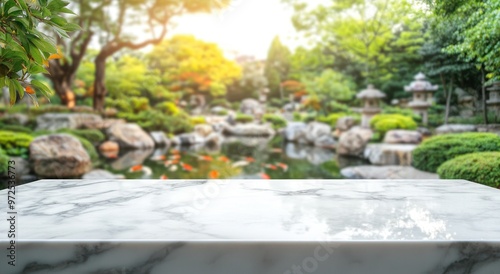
[101,136,367,180]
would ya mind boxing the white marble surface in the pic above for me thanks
[1,179,500,273]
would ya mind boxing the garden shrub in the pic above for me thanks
[413,133,500,173]
[0,131,33,158]
[190,116,207,126]
[328,101,352,113]
[155,101,180,116]
[382,106,422,123]
[293,112,317,123]
[437,152,500,188]
[316,113,358,128]
[0,131,33,150]
[370,114,417,136]
[263,114,287,130]
[235,113,254,123]
[0,124,33,134]
[57,129,105,144]
[0,148,8,175]
[209,98,231,108]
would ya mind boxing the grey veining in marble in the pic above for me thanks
[0,179,499,274]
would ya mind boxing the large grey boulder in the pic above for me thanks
[4,113,29,125]
[283,122,307,142]
[82,118,126,130]
[194,124,213,138]
[107,123,155,149]
[36,113,103,131]
[223,123,275,137]
[149,131,170,147]
[240,98,263,116]
[383,130,422,144]
[341,165,438,180]
[363,144,417,166]
[30,134,91,178]
[304,122,330,142]
[337,127,373,157]
[436,124,477,134]
[171,133,205,146]
[335,116,357,131]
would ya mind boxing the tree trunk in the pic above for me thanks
[93,55,107,112]
[444,77,453,124]
[52,78,76,108]
[481,66,488,125]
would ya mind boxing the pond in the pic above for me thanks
[100,136,368,180]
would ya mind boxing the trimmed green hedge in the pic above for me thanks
[437,152,500,188]
[263,114,287,130]
[370,114,417,136]
[413,133,500,173]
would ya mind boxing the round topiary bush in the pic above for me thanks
[413,133,500,173]
[263,114,287,130]
[370,114,417,136]
[437,152,500,188]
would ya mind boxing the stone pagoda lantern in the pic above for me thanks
[487,81,500,119]
[405,73,438,126]
[357,84,386,128]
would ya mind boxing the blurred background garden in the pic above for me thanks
[0,0,499,188]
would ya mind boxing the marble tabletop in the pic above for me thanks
[1,179,499,241]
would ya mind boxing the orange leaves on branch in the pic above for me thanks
[25,86,35,94]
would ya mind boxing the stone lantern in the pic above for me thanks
[487,81,500,120]
[356,84,386,128]
[405,73,438,126]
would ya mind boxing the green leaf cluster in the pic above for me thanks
[0,0,77,104]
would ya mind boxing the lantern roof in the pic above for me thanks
[405,73,438,93]
[356,84,386,99]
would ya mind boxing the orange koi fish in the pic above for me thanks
[160,174,168,180]
[199,155,213,161]
[171,149,180,155]
[261,173,270,180]
[265,164,277,170]
[245,157,255,163]
[181,163,193,172]
[276,163,288,171]
[218,156,230,163]
[208,170,220,179]
[129,165,143,172]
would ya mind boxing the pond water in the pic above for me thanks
[100,136,368,180]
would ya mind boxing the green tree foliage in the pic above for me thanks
[264,36,291,99]
[303,69,356,102]
[0,0,77,105]
[429,0,500,82]
[284,0,427,100]
[228,56,268,102]
[148,35,241,99]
